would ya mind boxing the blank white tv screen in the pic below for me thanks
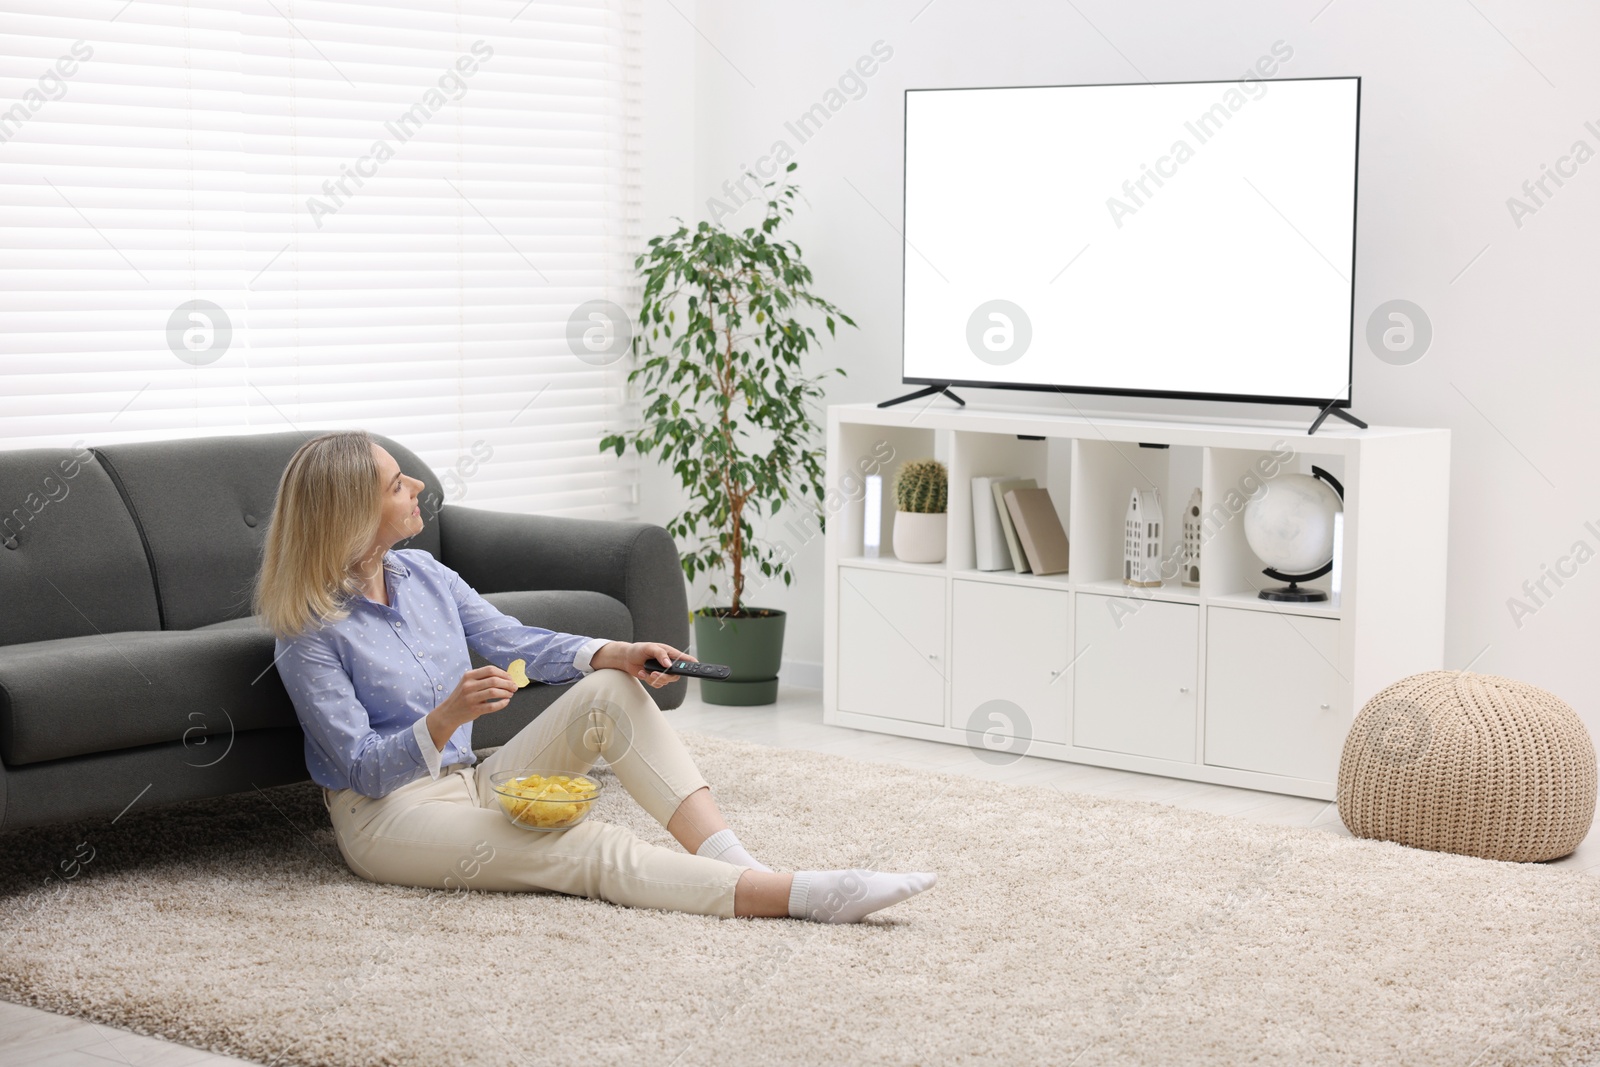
[902,76,1359,406]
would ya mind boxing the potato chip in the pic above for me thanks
[506,659,530,688]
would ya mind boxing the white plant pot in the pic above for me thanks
[892,510,947,564]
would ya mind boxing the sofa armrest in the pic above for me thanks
[437,505,690,708]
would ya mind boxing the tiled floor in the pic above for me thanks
[6,683,1597,1066]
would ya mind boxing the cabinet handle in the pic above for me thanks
[1049,668,1063,678]
[1178,686,1189,693]
[1319,703,1330,710]
[927,652,940,660]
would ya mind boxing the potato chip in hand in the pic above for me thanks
[507,659,530,688]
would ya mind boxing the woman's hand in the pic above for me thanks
[438,665,518,723]
[600,641,697,688]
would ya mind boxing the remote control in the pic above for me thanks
[643,657,732,680]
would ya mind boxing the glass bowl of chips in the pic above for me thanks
[489,769,602,832]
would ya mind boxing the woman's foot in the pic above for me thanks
[787,869,938,923]
[732,869,938,922]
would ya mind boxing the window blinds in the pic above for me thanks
[0,0,642,519]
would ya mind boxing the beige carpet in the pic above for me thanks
[2,732,1600,1067]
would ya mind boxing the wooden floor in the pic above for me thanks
[6,683,1598,1066]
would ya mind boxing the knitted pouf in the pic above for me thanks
[1337,671,1597,862]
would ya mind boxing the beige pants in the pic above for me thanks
[321,668,746,919]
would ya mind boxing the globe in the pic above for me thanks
[1243,472,1342,575]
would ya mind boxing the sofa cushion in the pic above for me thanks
[0,589,633,766]
[0,628,293,767]
[90,431,444,631]
[0,444,162,647]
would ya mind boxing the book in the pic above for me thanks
[971,474,1022,571]
[1003,487,1070,576]
[863,474,882,557]
[989,477,1037,573]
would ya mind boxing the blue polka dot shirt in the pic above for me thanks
[273,548,608,799]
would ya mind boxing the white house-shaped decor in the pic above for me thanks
[1123,487,1163,587]
[1182,487,1203,587]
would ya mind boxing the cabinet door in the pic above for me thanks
[837,567,945,725]
[1204,607,1348,782]
[951,581,1070,748]
[1072,595,1198,763]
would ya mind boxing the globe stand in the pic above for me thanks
[1259,580,1329,603]
[1259,564,1332,602]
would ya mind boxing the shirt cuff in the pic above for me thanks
[412,715,445,780]
[573,636,611,675]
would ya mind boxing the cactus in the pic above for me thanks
[894,459,947,514]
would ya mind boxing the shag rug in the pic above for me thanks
[2,731,1599,1067]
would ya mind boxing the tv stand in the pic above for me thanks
[879,384,966,409]
[823,402,1450,801]
[1307,398,1368,435]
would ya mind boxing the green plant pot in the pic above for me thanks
[692,607,786,706]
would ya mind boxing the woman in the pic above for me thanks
[252,430,937,923]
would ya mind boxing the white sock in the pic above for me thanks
[787,869,938,923]
[696,828,772,872]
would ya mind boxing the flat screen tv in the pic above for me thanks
[900,75,1360,415]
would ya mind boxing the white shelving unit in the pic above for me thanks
[823,402,1451,801]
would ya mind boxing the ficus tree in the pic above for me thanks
[599,163,856,618]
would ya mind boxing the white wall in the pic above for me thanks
[642,0,1600,734]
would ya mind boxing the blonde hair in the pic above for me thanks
[251,429,388,641]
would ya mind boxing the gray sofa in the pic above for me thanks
[0,430,689,833]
